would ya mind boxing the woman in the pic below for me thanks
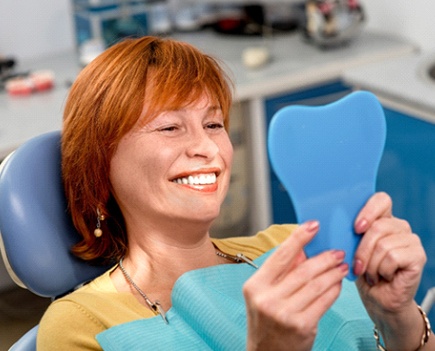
[37,36,433,350]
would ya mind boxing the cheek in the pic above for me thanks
[220,139,234,195]
[221,137,234,167]
[109,145,150,201]
[109,156,159,214]
[111,143,177,198]
[109,155,135,204]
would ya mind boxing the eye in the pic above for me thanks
[205,122,224,130]
[158,125,179,132]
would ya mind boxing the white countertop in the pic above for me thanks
[0,52,81,159]
[343,52,435,122]
[0,30,416,159]
[174,31,417,101]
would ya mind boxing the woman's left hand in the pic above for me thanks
[353,192,429,349]
[353,192,426,309]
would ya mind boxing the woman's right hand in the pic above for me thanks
[243,221,348,351]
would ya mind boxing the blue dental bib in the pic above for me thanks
[96,250,375,350]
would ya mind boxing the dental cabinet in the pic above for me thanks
[376,107,435,323]
[0,30,415,290]
[343,53,435,323]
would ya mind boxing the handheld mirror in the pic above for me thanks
[267,91,386,280]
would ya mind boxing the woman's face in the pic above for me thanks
[110,94,233,231]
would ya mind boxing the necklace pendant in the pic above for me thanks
[153,301,169,324]
[236,253,259,269]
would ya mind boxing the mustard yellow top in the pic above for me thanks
[37,224,297,351]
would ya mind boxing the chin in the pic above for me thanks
[190,211,220,226]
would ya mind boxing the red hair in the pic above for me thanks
[62,36,233,263]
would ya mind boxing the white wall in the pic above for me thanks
[0,0,75,60]
[361,0,435,52]
[0,1,434,60]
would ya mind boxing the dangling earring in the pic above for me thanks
[94,208,105,238]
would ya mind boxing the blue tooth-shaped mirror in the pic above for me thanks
[267,91,386,280]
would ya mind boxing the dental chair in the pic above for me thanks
[0,131,110,351]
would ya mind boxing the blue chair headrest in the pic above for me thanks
[0,131,110,298]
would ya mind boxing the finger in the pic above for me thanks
[244,248,346,324]
[271,249,346,299]
[280,264,346,323]
[364,233,411,285]
[302,280,343,321]
[354,192,392,234]
[252,263,346,332]
[255,220,319,284]
[374,234,426,283]
[353,217,411,276]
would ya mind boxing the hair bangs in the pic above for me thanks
[140,42,233,130]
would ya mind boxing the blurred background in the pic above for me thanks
[1,0,434,61]
[1,1,435,349]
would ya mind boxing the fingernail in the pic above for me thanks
[339,263,349,273]
[304,220,319,232]
[333,250,345,261]
[353,259,364,276]
[355,218,368,233]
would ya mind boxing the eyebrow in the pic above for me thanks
[145,105,223,126]
[168,105,222,113]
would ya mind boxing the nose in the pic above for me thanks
[186,128,220,159]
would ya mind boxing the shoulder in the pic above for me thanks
[37,295,105,350]
[37,268,153,350]
[213,224,298,259]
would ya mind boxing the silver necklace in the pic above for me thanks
[118,250,258,325]
[215,251,259,269]
[119,258,169,324]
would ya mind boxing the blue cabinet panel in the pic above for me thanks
[377,107,435,321]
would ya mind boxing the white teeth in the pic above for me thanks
[173,173,217,185]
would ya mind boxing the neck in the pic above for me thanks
[129,232,217,275]
[126,212,215,248]
[110,226,220,310]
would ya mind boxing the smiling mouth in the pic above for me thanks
[172,173,217,185]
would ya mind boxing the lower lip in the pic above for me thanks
[178,183,218,193]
